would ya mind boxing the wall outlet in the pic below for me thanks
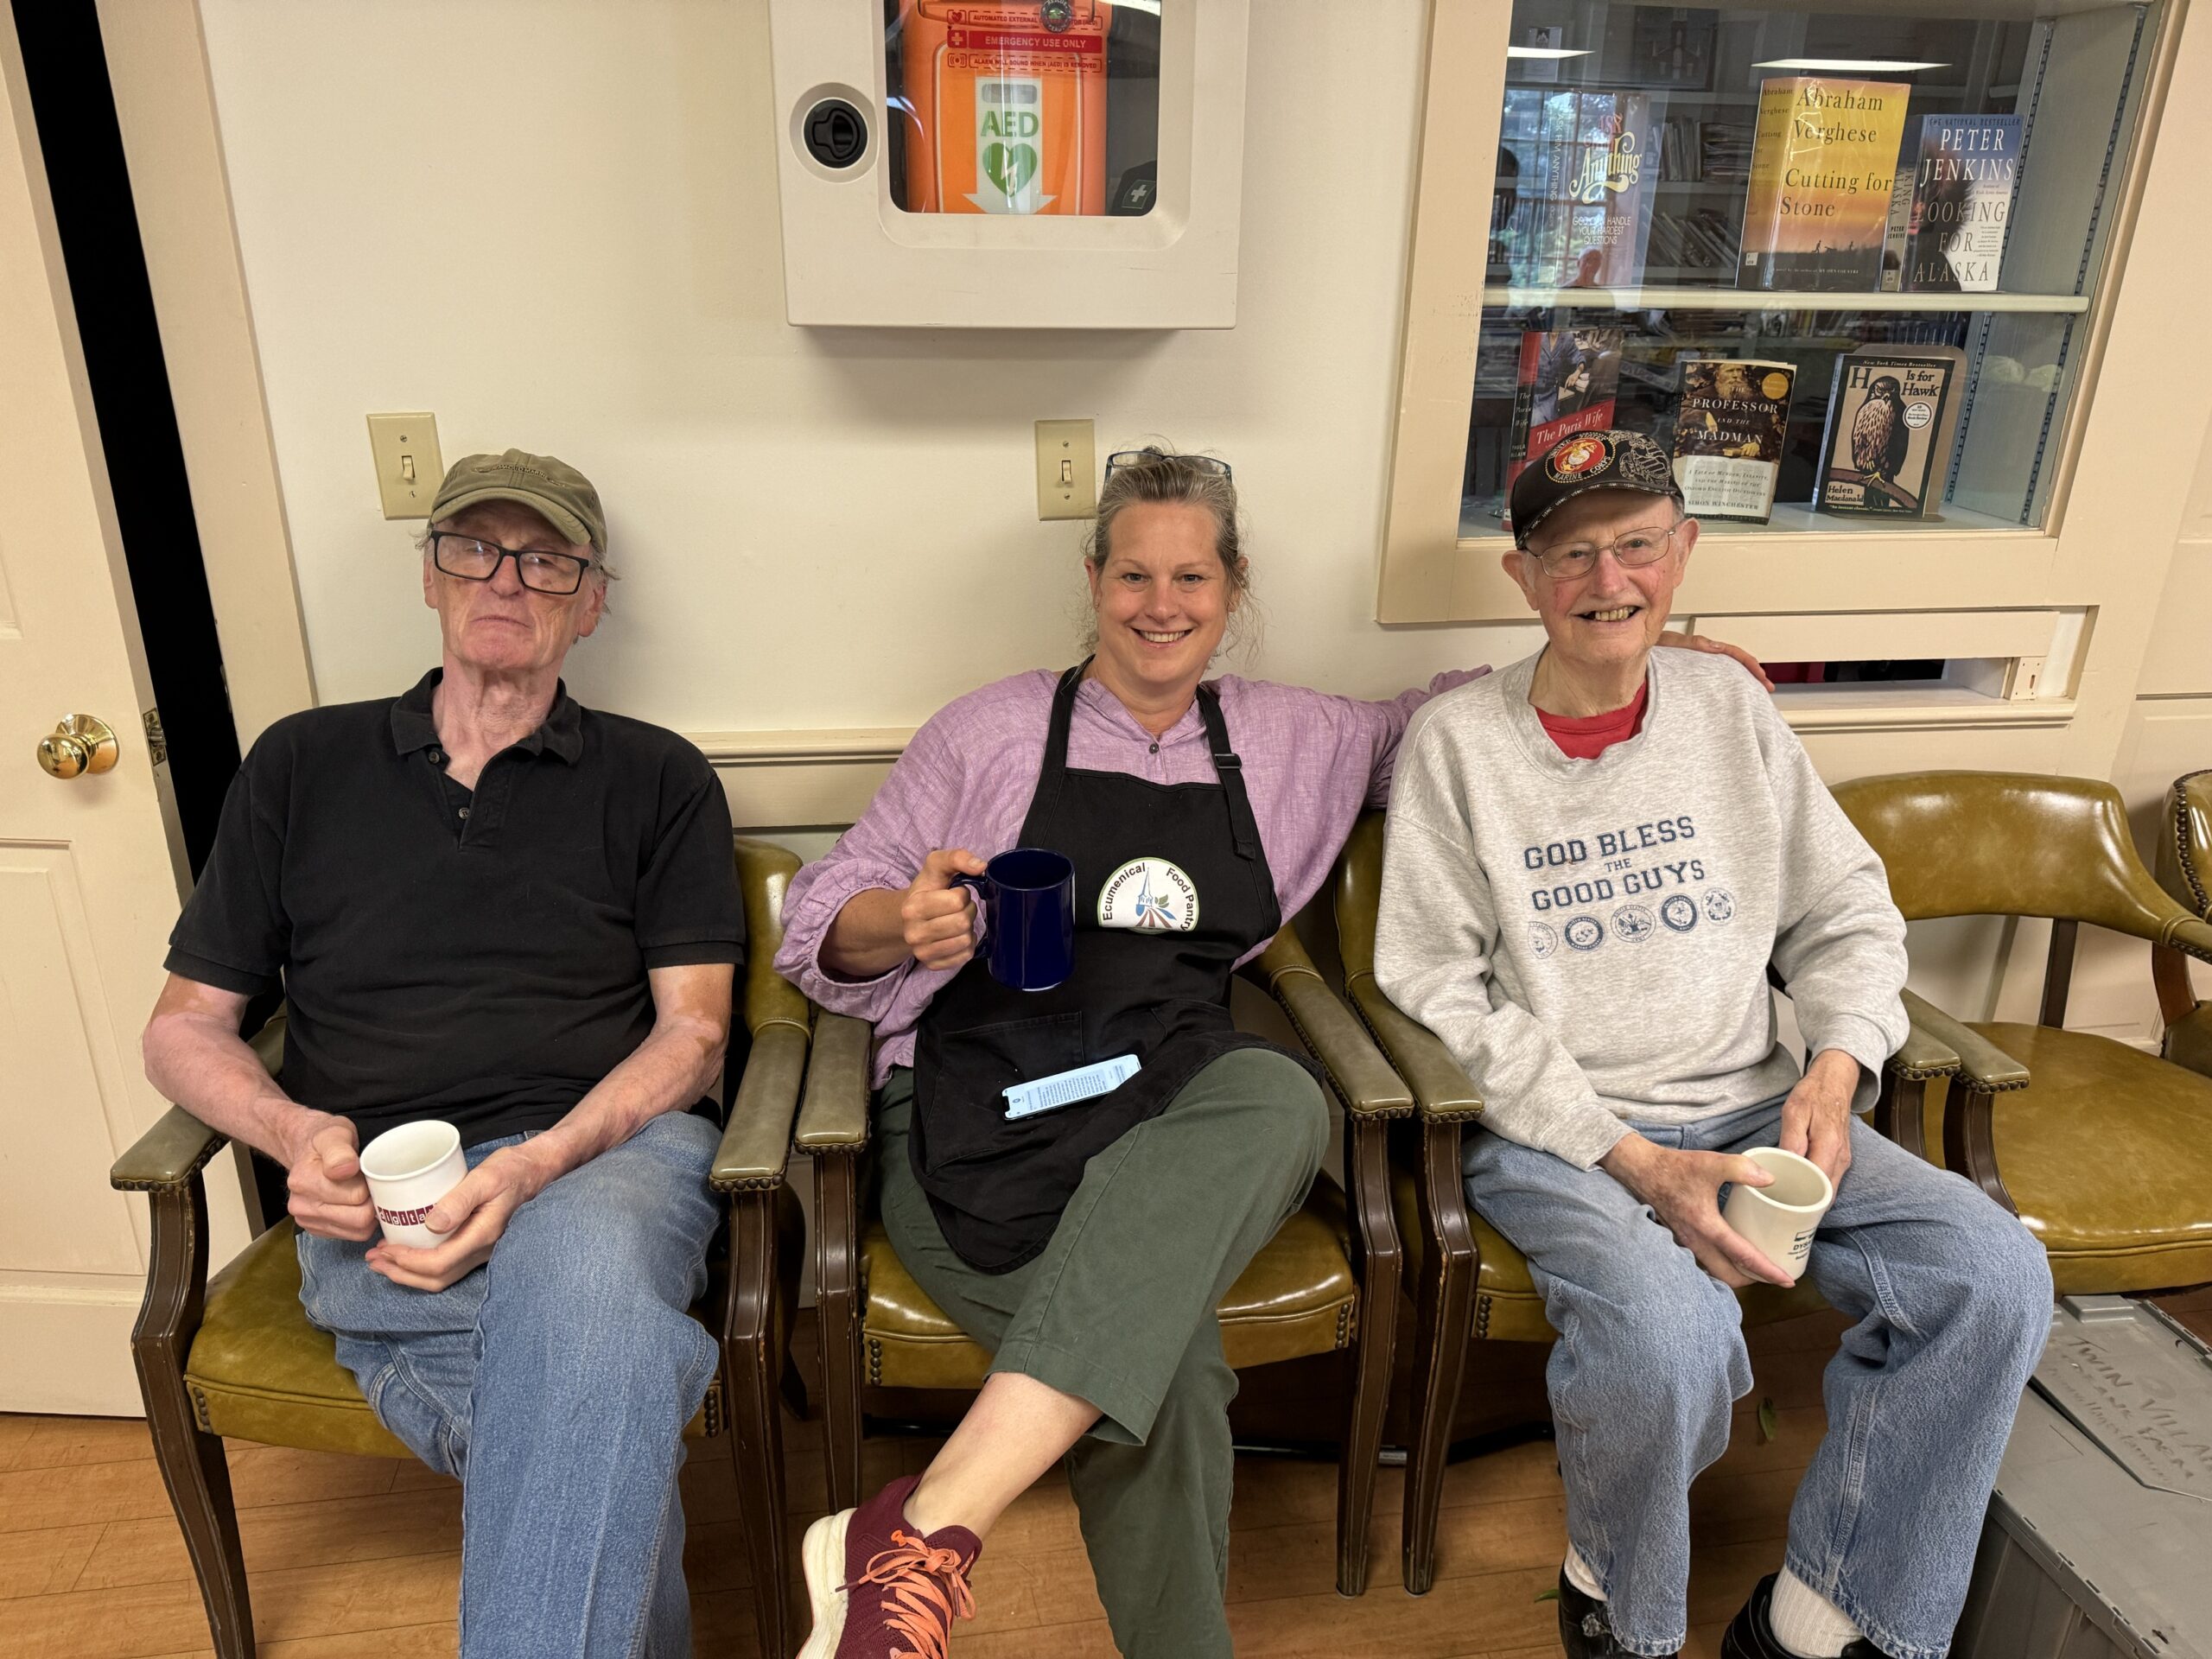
[1034,419,1096,520]
[366,412,443,518]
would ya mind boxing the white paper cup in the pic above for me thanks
[1721,1146,1834,1281]
[358,1120,467,1249]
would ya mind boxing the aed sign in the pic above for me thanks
[970,76,1052,213]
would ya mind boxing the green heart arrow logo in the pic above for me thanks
[982,140,1039,200]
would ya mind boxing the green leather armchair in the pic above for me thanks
[1331,813,1941,1596]
[1833,771,2212,1295]
[2154,768,2212,1074]
[796,925,1413,1597]
[108,837,811,1659]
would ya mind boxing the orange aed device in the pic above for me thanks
[896,1,1115,215]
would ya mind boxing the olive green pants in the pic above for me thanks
[876,1047,1331,1659]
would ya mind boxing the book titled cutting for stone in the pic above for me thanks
[1737,76,1911,292]
[1881,115,2022,293]
[1669,359,1796,523]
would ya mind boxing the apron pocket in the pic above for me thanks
[918,1010,1087,1169]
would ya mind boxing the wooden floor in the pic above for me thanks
[8,1292,2208,1659]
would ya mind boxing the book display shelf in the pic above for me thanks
[1379,0,2185,667]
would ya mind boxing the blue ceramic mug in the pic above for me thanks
[958,848,1076,991]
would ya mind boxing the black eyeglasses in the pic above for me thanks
[429,531,594,595]
[1103,450,1234,484]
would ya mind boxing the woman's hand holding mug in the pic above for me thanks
[904,849,989,971]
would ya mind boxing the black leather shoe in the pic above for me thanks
[1557,1568,1676,1658]
[1720,1573,1885,1659]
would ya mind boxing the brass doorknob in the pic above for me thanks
[36,715,120,779]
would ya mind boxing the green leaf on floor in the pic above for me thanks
[1535,1586,1560,1602]
[1758,1395,1779,1443]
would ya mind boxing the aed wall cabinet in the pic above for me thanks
[768,1,1249,328]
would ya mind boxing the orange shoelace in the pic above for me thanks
[849,1529,977,1659]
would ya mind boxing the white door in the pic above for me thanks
[0,10,250,1414]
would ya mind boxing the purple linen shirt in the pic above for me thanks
[775,667,1487,1084]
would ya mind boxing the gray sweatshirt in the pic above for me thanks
[1374,649,1909,1169]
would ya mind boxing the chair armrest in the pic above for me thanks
[110,1105,229,1193]
[1344,973,1484,1123]
[1887,1013,1960,1083]
[711,1020,810,1194]
[2168,916,2212,968]
[112,1007,288,1193]
[795,1012,874,1154]
[1248,931,1413,1120]
[1900,988,2029,1091]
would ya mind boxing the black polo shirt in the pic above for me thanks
[168,670,744,1147]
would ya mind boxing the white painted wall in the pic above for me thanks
[195,0,1539,741]
[192,0,2212,1040]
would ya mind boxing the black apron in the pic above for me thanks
[911,664,1312,1273]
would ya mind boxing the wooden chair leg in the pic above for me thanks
[1942,1084,2019,1215]
[728,1351,791,1656]
[131,1183,256,1657]
[777,1186,810,1422]
[813,1152,865,1512]
[1404,1126,1477,1597]
[1874,1070,1929,1160]
[726,1192,794,1657]
[1336,1117,1400,1597]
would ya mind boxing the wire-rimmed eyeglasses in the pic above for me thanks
[1527,520,1682,581]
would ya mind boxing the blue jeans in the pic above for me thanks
[1465,1098,2051,1659]
[296,1110,723,1659]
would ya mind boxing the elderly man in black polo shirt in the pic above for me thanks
[142,450,744,1659]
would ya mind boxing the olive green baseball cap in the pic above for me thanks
[429,449,605,551]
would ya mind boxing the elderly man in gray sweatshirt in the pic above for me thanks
[1374,431,2050,1659]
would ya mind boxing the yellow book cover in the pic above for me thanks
[1737,77,1910,291]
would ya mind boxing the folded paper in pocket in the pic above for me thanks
[1002,1054,1141,1121]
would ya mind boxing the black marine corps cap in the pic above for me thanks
[1509,429,1684,548]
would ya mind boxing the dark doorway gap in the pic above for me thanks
[13,0,239,875]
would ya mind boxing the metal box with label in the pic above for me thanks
[1953,1295,2212,1659]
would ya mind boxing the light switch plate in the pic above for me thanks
[367,412,443,519]
[1034,419,1096,521]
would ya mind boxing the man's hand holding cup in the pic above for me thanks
[280,1111,377,1242]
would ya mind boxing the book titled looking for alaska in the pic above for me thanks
[1671,359,1796,523]
[1738,77,1910,291]
[1880,115,2021,292]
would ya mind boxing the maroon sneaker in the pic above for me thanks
[799,1474,982,1658]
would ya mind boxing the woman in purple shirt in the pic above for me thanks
[776,450,1752,1659]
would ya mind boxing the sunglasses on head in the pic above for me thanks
[1103,450,1234,484]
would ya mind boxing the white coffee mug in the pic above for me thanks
[1721,1146,1834,1280]
[358,1120,467,1249]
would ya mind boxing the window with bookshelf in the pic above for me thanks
[1465,2,2154,542]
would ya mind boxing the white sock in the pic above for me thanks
[1769,1567,1862,1657]
[1563,1543,1605,1600]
